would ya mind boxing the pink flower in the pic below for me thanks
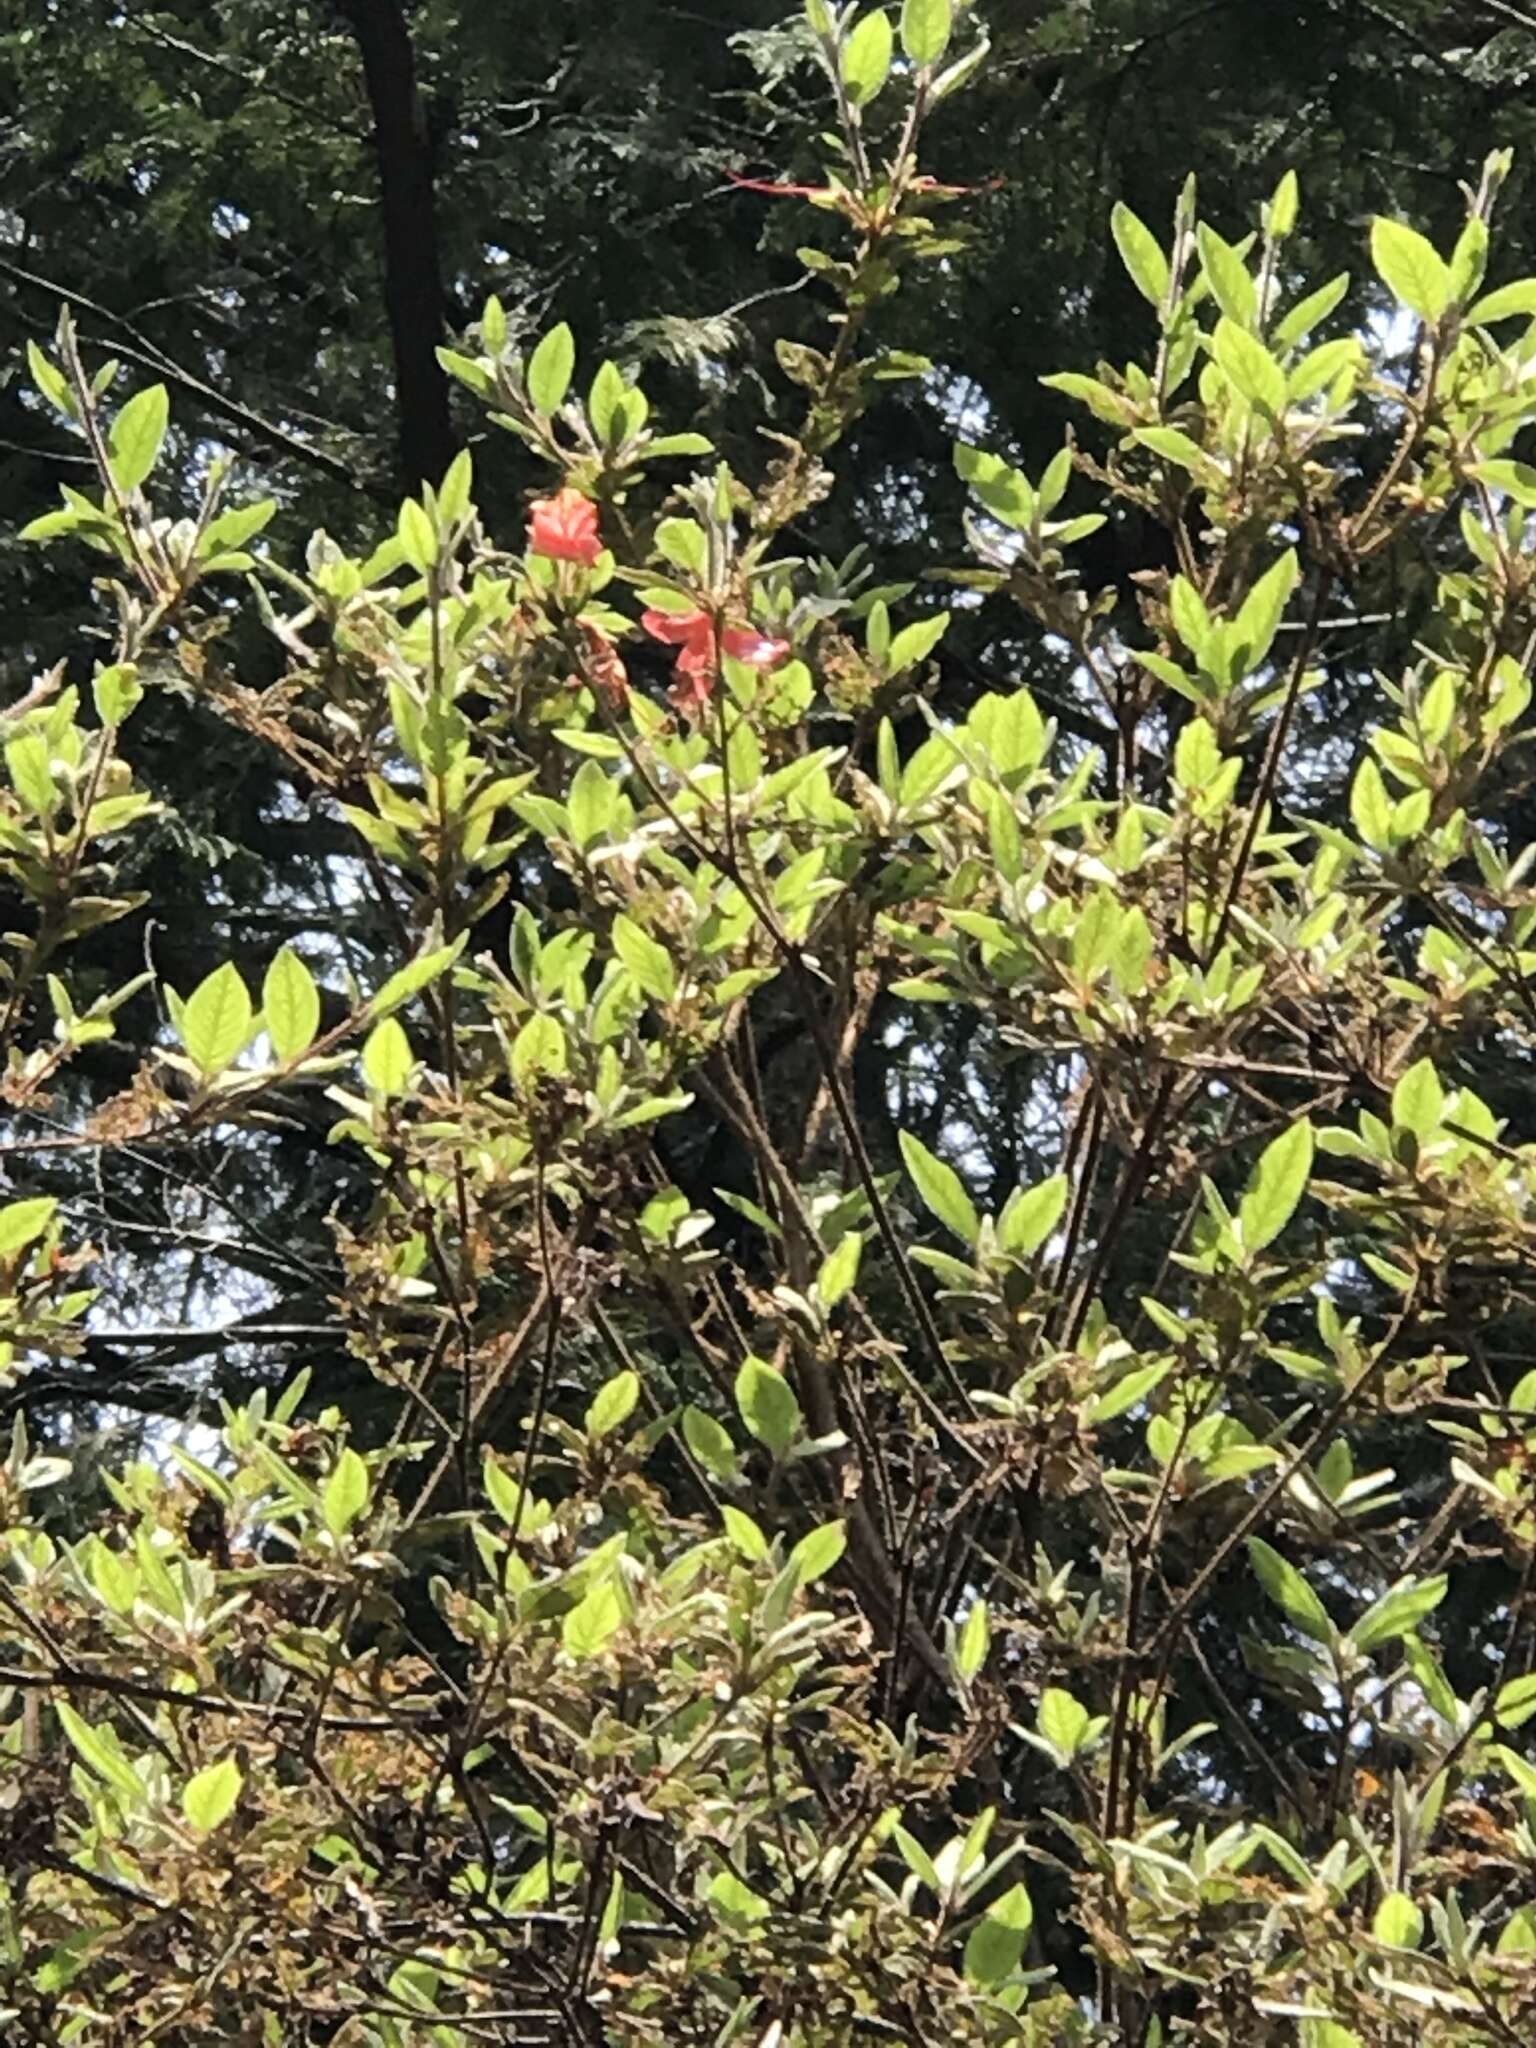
[527,487,603,565]
[640,608,789,716]
[721,626,791,667]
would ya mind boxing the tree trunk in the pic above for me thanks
[335,0,457,489]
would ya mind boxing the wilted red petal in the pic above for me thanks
[579,623,628,709]
[667,653,716,718]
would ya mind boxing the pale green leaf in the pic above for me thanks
[734,1354,801,1457]
[362,1016,413,1097]
[322,1447,369,1539]
[181,962,254,1077]
[963,1882,1034,1987]
[682,1406,738,1479]
[843,8,894,105]
[790,1518,846,1583]
[900,0,951,66]
[1371,217,1451,322]
[899,1129,980,1245]
[109,384,169,492]
[527,323,575,413]
[1238,1120,1314,1251]
[1247,1536,1334,1641]
[182,1756,242,1833]
[817,1230,863,1308]
[263,947,321,1061]
[563,1578,623,1657]
[1111,202,1169,308]
[586,1370,640,1439]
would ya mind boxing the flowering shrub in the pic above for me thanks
[5,4,1536,2043]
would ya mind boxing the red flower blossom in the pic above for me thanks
[640,608,789,717]
[527,487,603,565]
[579,622,628,710]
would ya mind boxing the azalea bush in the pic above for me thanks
[6,2,1536,2042]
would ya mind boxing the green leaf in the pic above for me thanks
[362,1016,413,1097]
[789,1518,846,1583]
[1467,279,1536,325]
[1373,1891,1424,1950]
[1469,459,1536,507]
[721,1503,769,1560]
[586,1370,640,1439]
[0,1195,57,1257]
[963,1882,1034,1987]
[1371,217,1451,322]
[1090,1359,1170,1425]
[1272,272,1351,351]
[1352,1575,1447,1653]
[1498,1743,1536,1801]
[27,339,71,413]
[1350,755,1392,848]
[588,359,628,441]
[1391,1057,1443,1137]
[997,1174,1067,1256]
[893,1824,942,1892]
[1449,218,1488,304]
[899,1129,980,1245]
[563,1578,623,1657]
[182,1756,242,1833]
[370,937,466,1018]
[55,1701,143,1804]
[1212,318,1286,417]
[1266,168,1299,241]
[482,1453,524,1526]
[1135,425,1208,470]
[655,516,707,576]
[1038,1686,1092,1758]
[1231,549,1299,673]
[322,1447,369,1539]
[1238,1120,1313,1251]
[682,1406,738,1480]
[109,383,169,492]
[1495,1672,1536,1729]
[396,497,436,573]
[888,611,952,672]
[734,1354,801,1458]
[92,661,143,726]
[710,1870,770,1924]
[611,914,676,1002]
[955,1599,990,1682]
[181,962,254,1077]
[1111,202,1169,308]
[817,1230,863,1308]
[956,442,1033,526]
[510,1011,567,1088]
[527,323,575,413]
[6,732,57,814]
[1197,223,1257,327]
[263,947,321,1061]
[843,9,894,104]
[900,0,951,66]
[1247,1536,1334,1642]
[645,431,715,458]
